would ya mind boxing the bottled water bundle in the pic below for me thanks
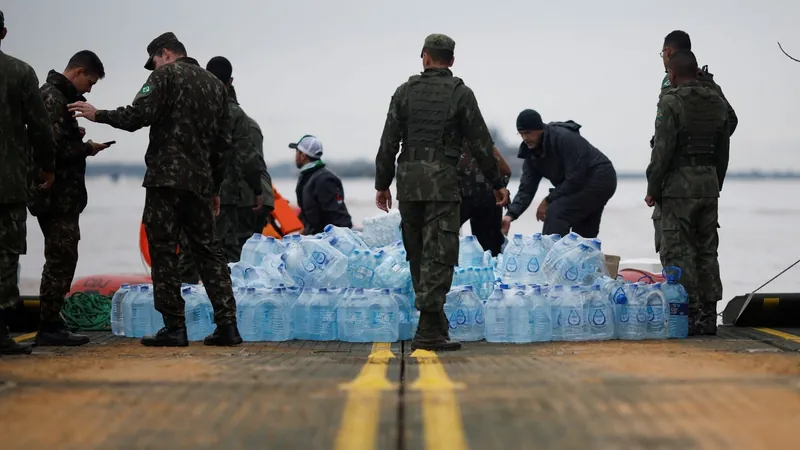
[361,210,402,248]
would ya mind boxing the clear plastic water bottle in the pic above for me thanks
[110,283,131,336]
[662,266,689,339]
[184,286,214,341]
[308,287,338,340]
[484,284,510,342]
[323,224,368,255]
[240,233,266,265]
[645,283,669,340]
[367,289,399,342]
[291,288,314,340]
[392,288,415,341]
[507,285,533,343]
[263,287,292,341]
[499,234,525,283]
[560,286,587,341]
[443,286,484,342]
[547,284,565,341]
[374,248,411,290]
[347,249,383,288]
[458,235,485,267]
[338,288,369,342]
[520,233,548,285]
[584,284,614,341]
[122,284,140,337]
[617,282,648,340]
[528,285,553,342]
[236,287,262,341]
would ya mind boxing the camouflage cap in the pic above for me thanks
[0,10,5,29]
[144,32,181,70]
[422,34,456,52]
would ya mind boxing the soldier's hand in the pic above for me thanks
[494,188,509,207]
[644,195,655,207]
[78,127,86,138]
[376,190,392,212]
[211,195,221,216]
[39,171,55,190]
[68,101,98,122]
[500,216,512,236]
[253,194,264,212]
[87,140,110,156]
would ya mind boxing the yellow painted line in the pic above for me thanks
[754,327,800,344]
[333,343,397,450]
[13,332,37,343]
[410,349,468,450]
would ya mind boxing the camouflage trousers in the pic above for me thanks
[658,197,723,319]
[178,205,239,284]
[652,204,662,254]
[143,188,236,328]
[0,203,27,311]
[399,201,460,313]
[236,206,271,250]
[36,213,80,322]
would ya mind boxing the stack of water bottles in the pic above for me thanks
[110,219,690,344]
[443,231,690,343]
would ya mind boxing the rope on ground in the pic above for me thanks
[60,292,112,332]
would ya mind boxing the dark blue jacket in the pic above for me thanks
[295,163,353,234]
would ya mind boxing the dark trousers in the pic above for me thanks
[459,195,504,257]
[236,206,272,249]
[178,205,239,284]
[37,213,80,322]
[543,164,617,238]
[0,203,26,311]
[399,201,460,313]
[143,187,236,328]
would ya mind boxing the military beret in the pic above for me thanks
[422,34,455,52]
[0,10,5,29]
[144,32,181,70]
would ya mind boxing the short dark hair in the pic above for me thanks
[66,50,105,79]
[156,41,187,58]
[423,48,454,64]
[664,30,691,51]
[668,49,698,78]
[206,56,232,83]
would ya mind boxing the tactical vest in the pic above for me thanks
[398,74,464,166]
[674,86,723,167]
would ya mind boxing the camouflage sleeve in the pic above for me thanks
[22,67,56,173]
[41,89,91,162]
[716,115,731,191]
[374,84,405,191]
[95,70,167,132]
[232,110,262,196]
[457,86,503,190]
[506,157,542,220]
[712,82,738,136]
[646,94,681,200]
[210,93,234,196]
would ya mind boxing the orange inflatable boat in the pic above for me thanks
[617,269,666,284]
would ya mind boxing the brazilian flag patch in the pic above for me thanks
[140,84,152,95]
[661,76,671,88]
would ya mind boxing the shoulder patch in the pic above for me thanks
[655,107,664,127]
[139,84,153,96]
[661,76,671,89]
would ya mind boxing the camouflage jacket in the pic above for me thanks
[95,57,233,196]
[0,50,56,204]
[647,81,730,200]
[457,143,506,199]
[237,115,274,210]
[659,66,737,136]
[29,70,93,216]
[219,85,266,205]
[375,68,502,202]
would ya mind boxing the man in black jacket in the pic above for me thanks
[291,135,352,235]
[502,109,617,238]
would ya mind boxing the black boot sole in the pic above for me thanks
[141,339,189,347]
[34,338,91,347]
[410,341,462,352]
[203,338,243,347]
[1,346,33,356]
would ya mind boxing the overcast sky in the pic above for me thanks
[2,0,799,172]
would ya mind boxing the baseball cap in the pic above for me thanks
[1,10,5,29]
[288,135,323,159]
[422,34,456,52]
[144,32,181,70]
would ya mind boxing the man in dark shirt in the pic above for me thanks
[291,135,352,235]
[502,109,617,238]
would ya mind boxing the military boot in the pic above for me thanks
[0,318,32,355]
[696,302,718,336]
[411,312,461,352]
[35,320,90,347]
[203,322,243,346]
[141,326,189,347]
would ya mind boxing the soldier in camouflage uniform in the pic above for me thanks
[646,49,730,336]
[458,142,511,256]
[375,34,509,351]
[0,10,57,355]
[652,30,738,254]
[177,56,269,283]
[237,115,274,248]
[69,33,242,347]
[31,51,111,347]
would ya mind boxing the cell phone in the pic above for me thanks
[102,141,116,146]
